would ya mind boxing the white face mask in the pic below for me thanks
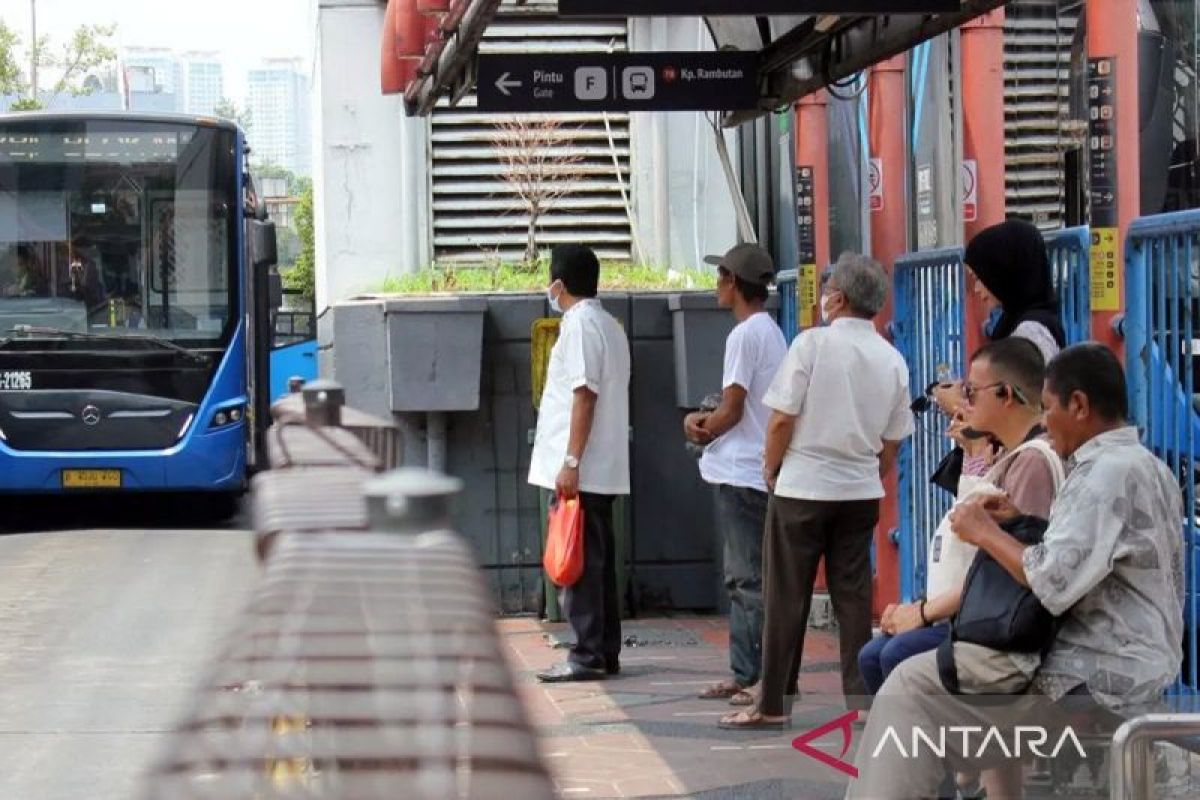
[819,292,837,324]
[547,282,563,314]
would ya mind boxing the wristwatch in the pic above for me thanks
[563,454,580,470]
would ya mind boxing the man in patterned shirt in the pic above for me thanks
[847,343,1184,799]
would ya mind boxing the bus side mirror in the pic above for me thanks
[268,267,283,312]
[252,220,278,269]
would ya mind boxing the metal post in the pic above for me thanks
[1109,713,1200,800]
[364,467,464,534]
[1087,0,1139,358]
[287,376,306,394]
[960,9,1006,362]
[796,90,830,328]
[426,410,447,472]
[868,55,908,614]
[301,378,345,426]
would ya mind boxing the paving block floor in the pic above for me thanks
[499,616,856,800]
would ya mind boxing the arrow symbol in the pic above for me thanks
[494,72,522,96]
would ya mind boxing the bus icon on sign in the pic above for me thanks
[622,67,654,99]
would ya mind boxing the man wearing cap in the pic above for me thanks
[720,252,914,730]
[684,243,787,706]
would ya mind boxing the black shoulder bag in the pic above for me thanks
[936,515,1057,694]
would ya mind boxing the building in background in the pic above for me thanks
[121,47,183,112]
[182,52,225,116]
[248,58,312,176]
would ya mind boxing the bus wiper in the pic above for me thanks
[4,325,211,364]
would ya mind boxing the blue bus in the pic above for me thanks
[0,112,281,499]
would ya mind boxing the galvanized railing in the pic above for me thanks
[142,381,554,799]
[892,247,966,601]
[1124,209,1200,696]
[1045,225,1092,345]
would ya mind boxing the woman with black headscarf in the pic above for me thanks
[929,219,1066,493]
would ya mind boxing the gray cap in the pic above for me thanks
[704,243,776,286]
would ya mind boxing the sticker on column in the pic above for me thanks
[799,263,818,329]
[962,159,978,223]
[1089,227,1120,311]
[868,157,884,212]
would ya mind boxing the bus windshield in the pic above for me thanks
[0,119,237,346]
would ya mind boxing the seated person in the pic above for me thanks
[847,344,1185,800]
[858,337,1061,694]
[4,244,51,297]
[62,242,106,311]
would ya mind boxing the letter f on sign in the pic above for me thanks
[792,710,860,778]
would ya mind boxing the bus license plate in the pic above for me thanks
[61,469,122,489]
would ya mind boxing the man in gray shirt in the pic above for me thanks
[847,344,1184,798]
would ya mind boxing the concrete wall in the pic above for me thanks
[628,17,741,269]
[315,0,430,323]
[331,292,777,614]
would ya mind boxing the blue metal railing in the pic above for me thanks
[776,268,799,343]
[892,247,967,601]
[1045,226,1092,345]
[1125,209,1200,694]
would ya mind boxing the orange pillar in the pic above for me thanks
[868,55,908,615]
[960,9,1007,363]
[796,91,831,592]
[796,91,831,327]
[1087,0,1137,358]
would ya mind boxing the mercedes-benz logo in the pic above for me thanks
[80,405,102,426]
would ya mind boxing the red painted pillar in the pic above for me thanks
[868,55,908,615]
[960,9,1007,363]
[1087,0,1138,359]
[796,91,831,592]
[796,91,830,329]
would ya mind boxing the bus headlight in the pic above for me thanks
[210,405,245,429]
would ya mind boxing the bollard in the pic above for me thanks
[364,467,463,534]
[301,378,345,426]
[287,375,306,394]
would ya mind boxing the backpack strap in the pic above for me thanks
[936,634,961,695]
[983,436,1065,492]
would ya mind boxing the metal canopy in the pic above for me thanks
[402,1,1009,122]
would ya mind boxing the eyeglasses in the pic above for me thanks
[963,381,1030,407]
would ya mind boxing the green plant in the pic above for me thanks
[282,182,315,299]
[378,262,717,295]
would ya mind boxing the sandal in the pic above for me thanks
[699,679,743,700]
[717,709,790,731]
[729,689,756,706]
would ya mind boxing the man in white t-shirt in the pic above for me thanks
[684,243,787,705]
[530,244,631,683]
[720,252,915,730]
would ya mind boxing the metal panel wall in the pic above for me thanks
[430,7,633,263]
[1003,1,1083,229]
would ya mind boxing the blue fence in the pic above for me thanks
[1045,225,1092,345]
[892,247,967,601]
[776,268,799,343]
[1124,209,1200,694]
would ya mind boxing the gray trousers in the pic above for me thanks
[715,484,768,687]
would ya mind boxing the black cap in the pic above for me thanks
[703,243,776,286]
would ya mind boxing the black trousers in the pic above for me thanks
[561,492,621,670]
[758,495,879,717]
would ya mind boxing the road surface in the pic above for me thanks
[0,519,256,800]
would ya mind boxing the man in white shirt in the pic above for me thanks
[721,252,915,730]
[684,243,787,705]
[530,244,631,683]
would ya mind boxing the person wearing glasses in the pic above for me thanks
[857,336,1062,798]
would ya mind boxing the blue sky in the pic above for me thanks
[0,0,316,102]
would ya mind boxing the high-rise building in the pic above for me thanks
[247,58,312,176]
[121,47,182,112]
[182,52,224,116]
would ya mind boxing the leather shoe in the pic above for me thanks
[536,661,606,683]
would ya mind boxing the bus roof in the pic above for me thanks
[0,110,240,134]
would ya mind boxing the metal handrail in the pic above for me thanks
[1110,713,1200,800]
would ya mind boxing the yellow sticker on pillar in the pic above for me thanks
[1089,227,1121,311]
[799,263,818,329]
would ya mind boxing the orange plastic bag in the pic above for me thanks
[543,494,585,587]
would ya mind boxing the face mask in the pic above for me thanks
[819,293,836,324]
[983,306,1003,338]
[547,283,563,314]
